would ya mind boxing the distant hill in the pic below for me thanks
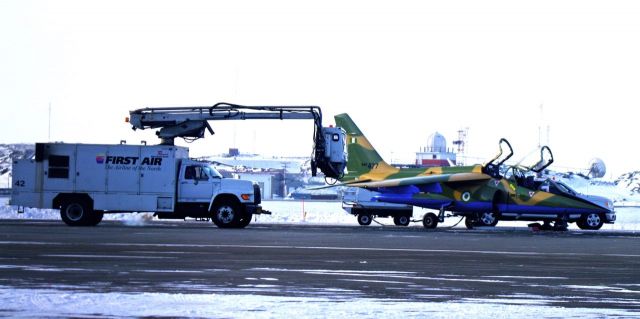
[0,144,34,188]
[615,171,640,194]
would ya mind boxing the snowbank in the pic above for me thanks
[2,197,639,231]
[0,286,636,319]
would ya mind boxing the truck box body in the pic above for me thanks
[12,143,188,213]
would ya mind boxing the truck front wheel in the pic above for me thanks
[236,213,253,228]
[60,200,92,226]
[577,213,604,230]
[212,200,242,228]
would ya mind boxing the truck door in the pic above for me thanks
[178,164,220,203]
[42,144,76,191]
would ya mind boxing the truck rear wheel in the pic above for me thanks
[87,211,104,226]
[60,200,92,226]
[212,200,242,228]
[477,212,498,227]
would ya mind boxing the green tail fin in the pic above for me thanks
[334,113,394,180]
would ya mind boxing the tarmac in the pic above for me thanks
[1,219,639,314]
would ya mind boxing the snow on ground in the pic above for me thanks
[1,197,639,318]
[0,286,637,319]
[2,197,640,231]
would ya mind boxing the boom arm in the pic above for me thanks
[128,102,346,179]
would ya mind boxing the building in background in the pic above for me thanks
[415,132,457,167]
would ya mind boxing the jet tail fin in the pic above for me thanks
[334,113,396,181]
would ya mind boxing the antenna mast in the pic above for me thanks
[452,127,469,166]
[48,102,51,141]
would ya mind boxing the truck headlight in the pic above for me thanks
[241,194,251,201]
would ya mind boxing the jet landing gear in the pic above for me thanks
[417,203,452,230]
[422,213,438,229]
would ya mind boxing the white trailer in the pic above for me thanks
[342,188,414,226]
[11,142,263,228]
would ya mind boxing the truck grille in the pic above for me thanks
[253,184,262,204]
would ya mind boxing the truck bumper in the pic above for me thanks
[605,211,616,223]
[245,204,266,215]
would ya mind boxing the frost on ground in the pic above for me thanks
[0,286,637,319]
[1,197,640,231]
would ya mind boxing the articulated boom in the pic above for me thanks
[128,102,346,179]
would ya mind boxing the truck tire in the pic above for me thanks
[236,213,253,228]
[60,200,92,226]
[86,211,104,226]
[357,214,373,226]
[212,199,242,228]
[464,216,475,229]
[577,213,604,230]
[477,212,498,227]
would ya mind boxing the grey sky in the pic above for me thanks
[2,1,639,177]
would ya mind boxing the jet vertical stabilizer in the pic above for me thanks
[334,113,399,181]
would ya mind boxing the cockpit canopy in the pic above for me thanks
[503,166,577,196]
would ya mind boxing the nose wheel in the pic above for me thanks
[422,213,438,229]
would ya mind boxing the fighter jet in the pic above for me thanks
[333,113,616,230]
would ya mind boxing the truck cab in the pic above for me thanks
[172,160,262,228]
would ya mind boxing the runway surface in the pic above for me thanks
[1,220,639,317]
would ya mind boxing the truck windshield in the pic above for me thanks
[204,165,223,179]
[554,181,577,196]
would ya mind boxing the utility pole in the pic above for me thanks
[538,104,543,148]
[48,102,52,141]
[281,162,288,198]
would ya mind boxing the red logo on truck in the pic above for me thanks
[96,155,162,166]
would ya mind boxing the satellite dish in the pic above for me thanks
[588,158,606,178]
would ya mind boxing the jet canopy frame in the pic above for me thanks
[482,138,514,178]
[528,146,554,173]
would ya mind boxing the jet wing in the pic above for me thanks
[307,179,372,190]
[348,173,491,189]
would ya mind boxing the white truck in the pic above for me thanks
[11,142,263,228]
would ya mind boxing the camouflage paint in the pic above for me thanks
[334,113,612,217]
